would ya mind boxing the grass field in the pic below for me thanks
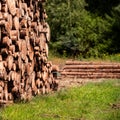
[0,79,120,120]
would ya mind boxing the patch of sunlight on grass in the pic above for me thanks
[1,79,120,120]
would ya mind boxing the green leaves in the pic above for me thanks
[46,0,120,58]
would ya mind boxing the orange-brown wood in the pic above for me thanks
[7,0,16,16]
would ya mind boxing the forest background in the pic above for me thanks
[46,0,120,59]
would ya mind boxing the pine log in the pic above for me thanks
[0,61,6,79]
[45,81,50,93]
[61,71,120,75]
[2,36,12,46]
[6,0,16,16]
[42,85,45,94]
[7,14,13,30]
[34,10,40,21]
[10,30,19,42]
[31,72,36,89]
[9,44,15,54]
[42,71,48,82]
[0,12,2,21]
[4,82,8,101]
[12,63,16,71]
[26,62,33,76]
[21,3,27,15]
[0,0,57,103]
[36,78,41,88]
[31,22,37,32]
[5,22,11,35]
[65,61,120,65]
[0,2,1,11]
[3,12,9,21]
[1,48,8,55]
[39,33,46,51]
[8,93,13,100]
[21,62,25,77]
[0,86,3,100]
[13,16,19,30]
[20,28,28,38]
[16,40,22,51]
[20,17,27,28]
[44,22,50,42]
[45,43,48,57]
[18,55,22,70]
[0,20,6,26]
[21,40,27,60]
[16,8,21,18]
[1,3,8,12]
[63,65,120,69]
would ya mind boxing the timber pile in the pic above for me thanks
[61,61,120,79]
[0,0,58,104]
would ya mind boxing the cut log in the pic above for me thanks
[7,14,13,30]
[7,0,16,16]
[10,30,19,42]
[2,36,12,46]
[16,8,21,18]
[9,44,15,54]
[21,62,25,77]
[0,20,6,26]
[1,3,8,12]
[44,22,50,42]
[1,48,8,55]
[16,40,22,51]
[0,2,1,11]
[0,0,58,104]
[20,17,27,28]
[18,55,22,70]
[65,61,120,65]
[45,81,50,93]
[7,55,14,71]
[31,72,35,89]
[26,62,33,76]
[0,61,6,79]
[20,28,28,38]
[4,82,8,101]
[21,3,27,14]
[21,40,27,60]
[0,86,4,100]
[3,12,9,21]
[42,85,45,94]
[63,65,120,69]
[12,63,16,71]
[5,22,11,35]
[13,16,19,30]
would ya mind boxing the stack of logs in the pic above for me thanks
[61,61,120,79]
[0,0,58,104]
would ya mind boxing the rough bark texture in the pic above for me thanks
[61,61,120,79]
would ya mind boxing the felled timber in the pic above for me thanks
[0,0,58,104]
[61,61,120,79]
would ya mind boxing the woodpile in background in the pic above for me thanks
[0,0,58,104]
[61,61,120,79]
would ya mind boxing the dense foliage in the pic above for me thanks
[46,0,120,58]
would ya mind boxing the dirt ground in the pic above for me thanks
[57,77,111,91]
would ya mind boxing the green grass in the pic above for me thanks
[0,79,120,120]
[49,52,120,64]
[77,54,120,63]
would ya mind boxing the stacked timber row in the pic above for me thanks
[0,0,58,104]
[61,61,120,79]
